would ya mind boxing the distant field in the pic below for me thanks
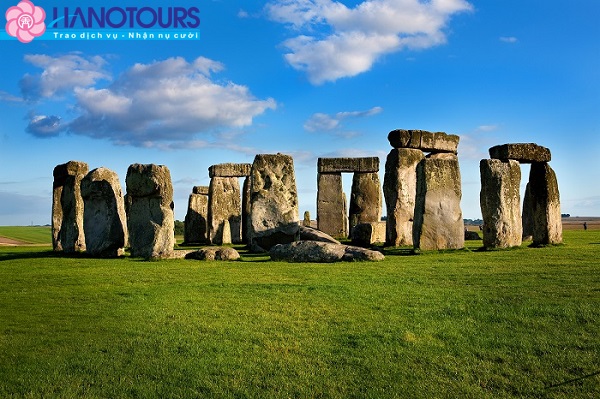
[0,226,51,245]
[0,230,598,398]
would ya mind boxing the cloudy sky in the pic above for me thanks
[1,0,599,225]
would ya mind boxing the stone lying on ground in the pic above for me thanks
[209,163,252,178]
[387,129,459,154]
[249,153,300,251]
[185,247,240,261]
[299,225,340,244]
[465,230,482,240]
[489,143,551,163]
[81,167,128,257]
[317,157,380,173]
[125,163,175,259]
[52,160,89,253]
[351,222,386,247]
[269,240,385,263]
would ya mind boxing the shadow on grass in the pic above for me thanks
[0,249,63,262]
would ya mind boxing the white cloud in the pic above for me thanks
[266,0,472,84]
[304,106,382,136]
[26,113,63,137]
[500,36,518,43]
[475,124,499,132]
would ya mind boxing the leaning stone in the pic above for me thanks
[317,173,348,238]
[388,129,459,154]
[184,187,209,244]
[351,222,386,247]
[249,153,300,251]
[383,148,424,246]
[299,226,340,244]
[480,159,522,248]
[413,155,464,250]
[52,160,89,253]
[81,167,128,257]
[185,247,240,261]
[269,241,384,263]
[489,143,551,163]
[208,177,241,245]
[209,163,252,178]
[126,164,175,259]
[349,172,382,232]
[317,157,379,173]
[529,163,563,245]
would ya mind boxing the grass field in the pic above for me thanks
[0,226,52,245]
[0,230,599,398]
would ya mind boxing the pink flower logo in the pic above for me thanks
[5,0,46,43]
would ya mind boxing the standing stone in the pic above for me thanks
[242,176,251,244]
[250,154,299,251]
[383,148,424,246]
[183,186,209,244]
[126,164,175,259]
[52,161,89,253]
[349,172,382,232]
[529,163,563,245]
[522,182,534,240]
[413,155,464,250]
[303,211,311,227]
[81,167,128,257]
[479,159,522,248]
[208,177,241,245]
[317,173,348,238]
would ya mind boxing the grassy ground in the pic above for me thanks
[0,231,598,398]
[0,226,52,245]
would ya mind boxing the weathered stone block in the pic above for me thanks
[317,173,348,238]
[208,177,241,245]
[489,143,551,163]
[193,186,209,195]
[388,129,460,154]
[52,160,89,253]
[250,154,300,251]
[242,176,251,244]
[383,148,424,246]
[351,222,386,247]
[317,157,379,173]
[529,163,562,245]
[184,187,209,244]
[349,172,382,231]
[209,163,252,178]
[81,167,128,257]
[522,182,534,240]
[479,159,522,248]
[413,155,464,250]
[126,164,175,259]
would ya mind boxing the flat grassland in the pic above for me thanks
[0,229,598,398]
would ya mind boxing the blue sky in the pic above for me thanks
[1,0,599,226]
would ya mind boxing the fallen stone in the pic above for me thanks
[299,225,340,244]
[317,157,380,173]
[81,167,128,257]
[351,222,386,247]
[269,240,385,263]
[388,129,459,154]
[185,247,241,261]
[489,143,551,163]
[209,163,252,178]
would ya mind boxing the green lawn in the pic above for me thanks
[0,226,52,245]
[0,231,599,398]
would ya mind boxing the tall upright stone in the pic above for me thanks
[349,172,382,232]
[250,153,299,251]
[52,160,89,253]
[383,148,424,246]
[413,154,464,250]
[522,182,534,240]
[242,176,251,244]
[479,159,522,248]
[81,167,128,257]
[317,173,348,238]
[184,186,209,244]
[529,163,562,245]
[126,164,175,259]
[208,177,242,245]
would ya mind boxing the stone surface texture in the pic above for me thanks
[413,156,464,250]
[489,143,551,163]
[52,160,89,253]
[383,148,424,246]
[208,177,242,245]
[186,247,240,261]
[299,226,340,244]
[529,163,563,245]
[522,182,534,240]
[317,157,379,173]
[317,173,348,238]
[388,129,459,154]
[209,163,252,178]
[351,222,386,247]
[184,187,209,244]
[479,159,523,248]
[269,241,385,263]
[249,154,300,251]
[125,164,175,259]
[349,172,382,232]
[81,167,128,257]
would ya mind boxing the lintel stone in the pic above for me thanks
[193,186,209,195]
[388,129,459,154]
[209,163,252,178]
[317,157,379,173]
[489,143,551,163]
